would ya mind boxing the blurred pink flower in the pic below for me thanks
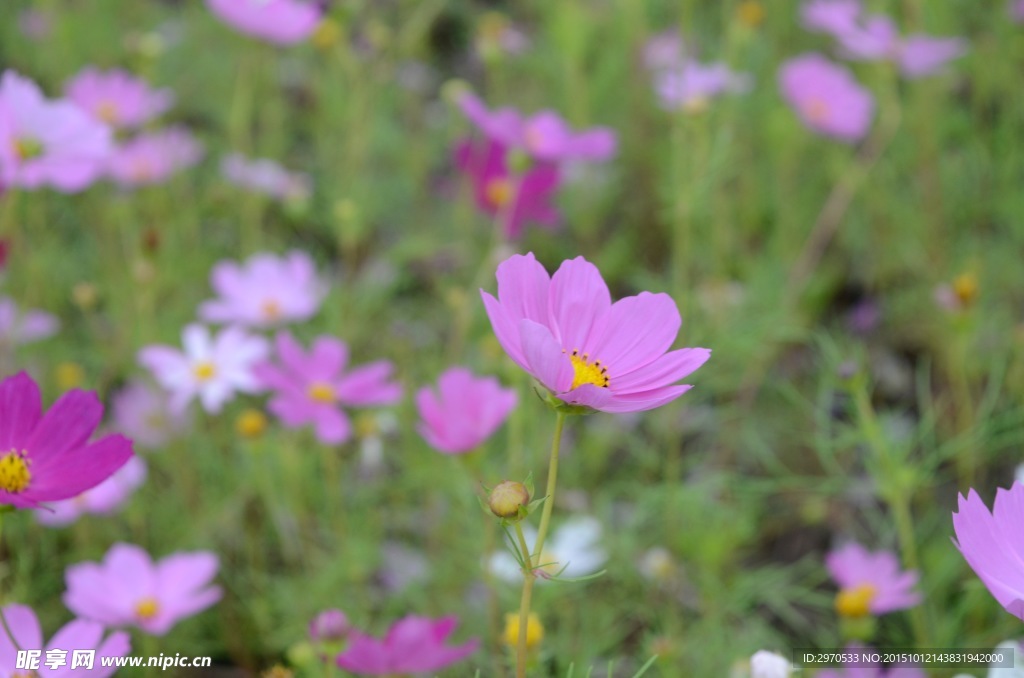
[779,53,874,142]
[1012,0,1024,22]
[801,0,862,35]
[205,0,323,45]
[107,127,203,188]
[416,367,517,454]
[199,251,324,328]
[17,9,53,41]
[458,91,616,163]
[454,138,560,239]
[335,615,479,676]
[65,68,173,129]
[254,332,402,444]
[834,14,899,60]
[0,70,112,192]
[0,372,134,509]
[35,456,147,527]
[64,543,221,636]
[480,253,710,413]
[642,30,686,71]
[897,36,967,79]
[825,542,921,614]
[221,153,311,202]
[309,609,350,642]
[953,483,1024,620]
[138,324,269,414]
[112,380,189,449]
[0,295,58,345]
[654,61,751,111]
[0,604,130,678]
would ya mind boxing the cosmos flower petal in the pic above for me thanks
[519,319,574,393]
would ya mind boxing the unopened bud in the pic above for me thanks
[489,480,530,519]
[309,609,350,643]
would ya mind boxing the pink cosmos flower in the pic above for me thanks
[0,296,59,345]
[138,324,269,414]
[0,372,134,509]
[17,9,53,41]
[309,609,350,642]
[952,483,1024,620]
[107,127,203,188]
[897,36,967,79]
[642,31,686,72]
[779,54,874,143]
[64,543,221,636]
[335,615,479,676]
[221,153,311,202]
[454,138,560,239]
[198,251,324,328]
[0,604,130,678]
[458,91,616,163]
[65,68,173,129]
[254,332,402,444]
[0,70,112,192]
[35,456,147,527]
[480,253,710,413]
[416,367,517,454]
[1012,0,1024,22]
[825,542,921,615]
[801,0,862,35]
[205,0,323,45]
[654,61,751,111]
[111,380,189,449]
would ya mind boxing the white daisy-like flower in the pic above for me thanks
[750,650,791,678]
[487,515,606,583]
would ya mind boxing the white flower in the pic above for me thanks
[488,515,606,583]
[0,296,58,345]
[750,650,791,678]
[986,639,1024,677]
[138,324,269,414]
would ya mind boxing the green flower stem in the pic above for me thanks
[531,411,566,568]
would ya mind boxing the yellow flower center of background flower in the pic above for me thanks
[236,408,268,439]
[736,0,765,28]
[0,450,31,493]
[261,299,281,320]
[806,98,830,123]
[193,361,216,381]
[953,272,978,306]
[502,612,544,650]
[13,136,43,161]
[308,382,335,403]
[564,349,610,390]
[135,597,160,620]
[96,100,119,124]
[485,178,513,208]
[835,583,876,618]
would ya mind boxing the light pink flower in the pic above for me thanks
[107,127,203,188]
[0,70,112,192]
[0,295,58,345]
[111,380,189,449]
[65,68,173,129]
[480,253,710,413]
[35,456,147,527]
[138,324,269,414]
[221,153,311,202]
[1012,0,1024,22]
[801,0,862,35]
[335,615,479,676]
[952,483,1024,620]
[254,332,402,444]
[198,251,324,328]
[64,543,221,636]
[0,604,130,678]
[779,53,874,142]
[825,542,921,615]
[654,61,751,111]
[897,35,967,79]
[416,367,517,454]
[205,0,323,45]
[642,31,686,72]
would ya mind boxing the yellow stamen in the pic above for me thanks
[261,299,281,320]
[835,584,876,618]
[193,361,216,381]
[736,0,765,28]
[135,597,160,620]
[0,450,31,493]
[236,408,268,439]
[13,137,43,161]
[502,612,544,650]
[682,96,709,115]
[485,178,513,208]
[563,348,611,390]
[953,272,978,306]
[307,382,335,404]
[95,101,119,124]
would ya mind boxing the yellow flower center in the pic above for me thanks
[563,348,610,390]
[682,96,709,115]
[835,584,876,618]
[236,408,268,439]
[0,450,31,493]
[806,98,830,123]
[736,0,765,28]
[135,597,160,620]
[485,178,513,208]
[13,136,43,161]
[953,272,978,306]
[536,549,562,576]
[312,18,341,50]
[307,382,335,403]
[502,612,544,650]
[354,412,379,438]
[261,299,281,320]
[193,361,216,381]
[96,100,119,124]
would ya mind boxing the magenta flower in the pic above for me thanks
[199,251,324,328]
[0,604,130,678]
[335,615,479,676]
[654,61,751,111]
[455,138,560,239]
[138,324,269,414]
[64,543,221,636]
[0,295,59,345]
[458,91,616,163]
[825,542,921,615]
[779,54,874,143]
[205,0,323,45]
[834,14,899,61]
[480,253,710,413]
[221,153,311,202]
[952,483,1024,620]
[107,127,203,188]
[36,456,147,528]
[255,332,402,444]
[111,380,189,450]
[416,367,517,454]
[897,36,967,79]
[65,68,173,129]
[0,70,112,192]
[0,372,134,509]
